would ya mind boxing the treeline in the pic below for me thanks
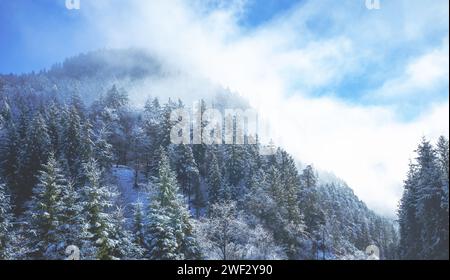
[398,137,449,260]
[0,83,398,259]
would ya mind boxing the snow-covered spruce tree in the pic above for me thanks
[69,93,87,121]
[264,151,306,259]
[206,152,222,212]
[82,158,137,260]
[415,138,447,259]
[398,137,449,260]
[146,201,179,259]
[62,106,84,180]
[159,98,179,148]
[435,136,449,258]
[243,169,275,224]
[142,97,162,178]
[82,158,112,259]
[56,179,91,259]
[278,151,303,224]
[81,158,140,259]
[299,165,326,259]
[398,161,420,259]
[225,144,246,201]
[45,102,62,158]
[23,153,68,259]
[109,206,143,259]
[436,136,449,183]
[80,120,96,161]
[19,112,51,207]
[192,99,208,176]
[91,85,131,167]
[146,149,201,260]
[0,119,21,195]
[174,144,200,209]
[16,103,30,144]
[0,182,13,259]
[131,201,146,252]
[171,198,202,259]
[90,118,114,171]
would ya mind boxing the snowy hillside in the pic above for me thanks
[0,49,447,260]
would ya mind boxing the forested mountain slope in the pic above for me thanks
[0,49,400,259]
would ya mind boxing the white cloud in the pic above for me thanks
[81,0,449,217]
[373,37,449,100]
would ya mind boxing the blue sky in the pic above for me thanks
[0,0,99,74]
[0,0,448,216]
[239,0,302,27]
[0,0,301,74]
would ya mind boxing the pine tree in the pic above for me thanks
[1,121,21,195]
[415,139,446,259]
[46,102,62,157]
[206,152,222,210]
[279,151,302,223]
[174,144,200,208]
[436,136,449,208]
[192,99,208,176]
[156,150,178,209]
[23,153,67,259]
[104,85,128,110]
[109,207,143,259]
[62,106,84,180]
[243,169,275,224]
[131,201,146,252]
[81,120,96,161]
[93,122,114,170]
[399,137,449,259]
[56,179,91,259]
[82,159,130,259]
[146,149,201,259]
[435,136,449,258]
[171,198,202,260]
[225,144,246,200]
[142,98,162,178]
[97,85,131,166]
[400,160,421,259]
[146,202,180,260]
[69,93,87,120]
[299,165,325,258]
[265,152,306,259]
[0,182,13,259]
[19,113,51,206]
[159,99,178,148]
[83,159,116,260]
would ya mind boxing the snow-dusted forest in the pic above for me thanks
[0,50,448,260]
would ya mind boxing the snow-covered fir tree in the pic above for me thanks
[82,159,136,259]
[146,149,201,259]
[206,152,222,211]
[23,153,69,259]
[398,137,449,260]
[0,182,13,259]
[20,113,51,207]
[131,201,146,252]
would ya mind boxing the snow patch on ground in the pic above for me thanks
[111,165,149,219]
